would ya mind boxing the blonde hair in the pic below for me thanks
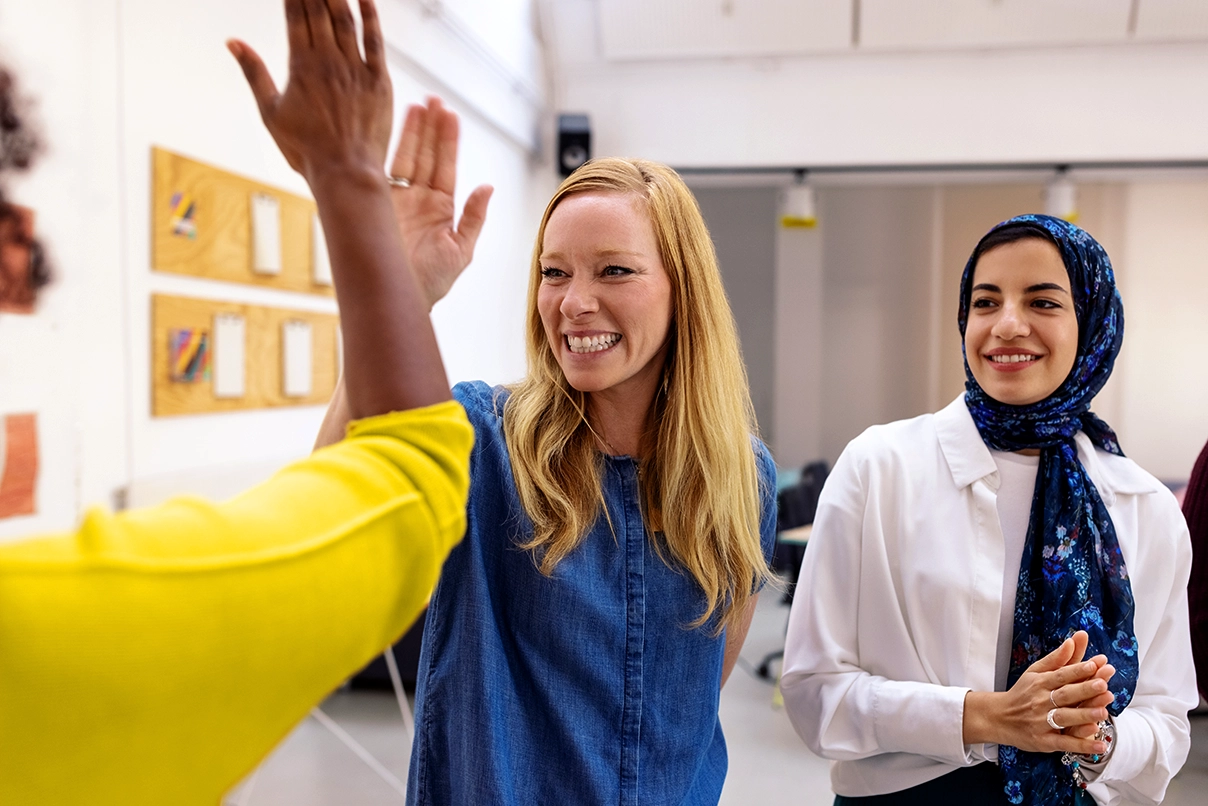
[502,157,772,632]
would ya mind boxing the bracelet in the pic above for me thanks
[1060,718,1115,789]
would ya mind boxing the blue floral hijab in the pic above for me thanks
[957,214,1136,805]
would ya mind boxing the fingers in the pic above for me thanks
[1050,732,1109,757]
[324,0,360,60]
[284,0,311,51]
[228,40,280,117]
[431,107,461,195]
[456,185,493,251]
[1051,676,1109,708]
[360,0,385,74]
[1029,635,1076,674]
[1054,705,1110,730]
[1044,658,1101,688]
[1068,630,1089,665]
[413,97,444,187]
[300,0,336,51]
[391,105,425,183]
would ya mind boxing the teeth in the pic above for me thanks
[567,334,621,354]
[989,354,1038,364]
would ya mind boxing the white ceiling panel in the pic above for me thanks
[1134,0,1208,40]
[599,0,851,60]
[860,0,1133,51]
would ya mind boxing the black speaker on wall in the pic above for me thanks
[557,113,591,177]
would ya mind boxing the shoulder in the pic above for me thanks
[750,435,777,491]
[1078,436,1173,501]
[452,381,510,433]
[837,410,941,475]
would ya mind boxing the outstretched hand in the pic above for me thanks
[227,0,393,186]
[389,97,493,309]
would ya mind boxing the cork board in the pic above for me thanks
[151,294,339,417]
[150,147,334,297]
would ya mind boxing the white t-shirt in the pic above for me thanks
[991,449,1040,695]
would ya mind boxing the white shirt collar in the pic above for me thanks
[933,393,1162,500]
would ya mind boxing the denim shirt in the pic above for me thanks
[406,382,778,806]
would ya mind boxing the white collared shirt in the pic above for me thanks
[781,396,1197,805]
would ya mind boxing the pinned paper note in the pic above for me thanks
[251,192,282,275]
[312,213,333,286]
[213,313,246,398]
[0,413,38,519]
[169,328,211,382]
[169,191,197,239]
[282,320,313,398]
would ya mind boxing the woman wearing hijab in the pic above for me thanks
[781,215,1197,805]
[0,2,474,802]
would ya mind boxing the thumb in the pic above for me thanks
[1068,630,1090,666]
[455,184,493,253]
[1029,635,1076,674]
[227,39,279,119]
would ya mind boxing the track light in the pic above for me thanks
[780,170,817,228]
[1045,168,1078,222]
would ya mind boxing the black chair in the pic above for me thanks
[758,459,828,680]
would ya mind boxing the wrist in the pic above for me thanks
[962,690,1000,745]
[304,156,386,195]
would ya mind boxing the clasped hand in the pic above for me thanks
[964,630,1115,756]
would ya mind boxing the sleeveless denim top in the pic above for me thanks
[406,382,778,805]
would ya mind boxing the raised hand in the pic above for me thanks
[229,0,451,417]
[388,97,493,309]
[963,631,1112,755]
[227,0,393,187]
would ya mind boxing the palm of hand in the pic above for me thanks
[393,188,469,307]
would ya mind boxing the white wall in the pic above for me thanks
[550,0,1208,167]
[1115,181,1208,480]
[0,0,551,539]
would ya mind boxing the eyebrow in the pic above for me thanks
[540,248,644,261]
[971,282,1070,295]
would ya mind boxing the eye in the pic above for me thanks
[970,297,997,309]
[1032,298,1062,310]
[602,264,634,277]
[540,266,567,279]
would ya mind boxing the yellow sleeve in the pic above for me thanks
[0,400,472,805]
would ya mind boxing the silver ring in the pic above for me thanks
[1050,689,1059,708]
[1046,708,1063,731]
[386,174,412,188]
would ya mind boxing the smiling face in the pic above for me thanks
[964,237,1080,406]
[537,191,674,406]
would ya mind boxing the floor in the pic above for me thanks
[224,595,1208,805]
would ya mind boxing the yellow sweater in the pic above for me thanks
[0,400,472,804]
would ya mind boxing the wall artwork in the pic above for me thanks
[0,205,38,315]
[152,294,337,416]
[169,328,211,383]
[169,191,197,239]
[152,148,331,296]
[0,413,38,519]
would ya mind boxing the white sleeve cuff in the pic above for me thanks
[872,679,976,766]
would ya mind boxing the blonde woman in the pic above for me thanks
[316,101,776,805]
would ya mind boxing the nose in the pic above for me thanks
[991,300,1030,340]
[559,274,598,319]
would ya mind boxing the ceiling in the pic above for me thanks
[596,0,1208,60]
